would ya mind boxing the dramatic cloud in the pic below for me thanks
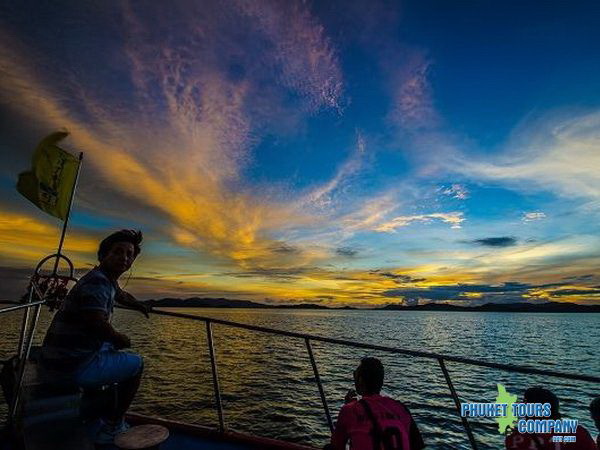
[339,190,401,233]
[301,133,367,210]
[382,281,565,305]
[369,270,426,284]
[388,54,438,131]
[232,0,344,111]
[469,237,518,248]
[0,209,98,265]
[336,247,358,258]
[0,2,346,271]
[374,212,465,232]
[442,184,469,200]
[523,212,546,222]
[455,110,600,203]
[221,267,314,281]
[546,288,600,296]
[1,2,599,307]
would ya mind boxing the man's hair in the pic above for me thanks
[357,357,384,394]
[524,387,560,418]
[98,230,143,261]
[590,397,600,417]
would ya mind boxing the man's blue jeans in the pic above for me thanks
[74,343,143,389]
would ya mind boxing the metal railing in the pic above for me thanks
[2,301,600,449]
[0,253,77,423]
[147,308,600,450]
[0,300,46,423]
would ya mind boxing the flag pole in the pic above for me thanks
[51,152,84,276]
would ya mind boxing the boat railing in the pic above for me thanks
[147,308,600,450]
[2,300,600,450]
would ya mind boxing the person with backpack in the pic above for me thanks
[505,387,597,450]
[329,357,425,450]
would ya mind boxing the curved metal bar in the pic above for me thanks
[7,252,77,424]
[34,253,75,280]
[148,308,600,384]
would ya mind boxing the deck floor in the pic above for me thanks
[124,428,252,449]
[2,419,314,450]
[2,432,252,450]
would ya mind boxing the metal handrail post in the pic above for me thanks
[305,338,334,432]
[438,358,478,450]
[10,302,43,421]
[17,308,31,358]
[206,321,225,432]
[16,287,35,358]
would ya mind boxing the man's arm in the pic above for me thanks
[81,310,130,349]
[330,405,351,450]
[409,419,425,450]
[115,290,151,318]
[396,401,425,450]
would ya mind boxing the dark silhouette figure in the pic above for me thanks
[505,387,596,449]
[42,230,150,444]
[329,357,425,450]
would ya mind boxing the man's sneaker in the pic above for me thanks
[93,419,131,445]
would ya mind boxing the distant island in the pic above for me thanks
[145,297,336,309]
[144,297,600,313]
[1,297,598,312]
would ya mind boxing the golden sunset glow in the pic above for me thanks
[1,2,599,307]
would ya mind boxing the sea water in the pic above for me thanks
[1,308,598,449]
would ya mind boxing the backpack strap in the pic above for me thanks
[360,398,383,449]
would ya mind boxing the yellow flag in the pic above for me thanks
[16,131,80,220]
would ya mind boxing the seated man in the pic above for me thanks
[41,229,150,444]
[505,387,596,450]
[329,357,425,450]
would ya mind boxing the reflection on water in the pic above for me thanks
[1,308,599,449]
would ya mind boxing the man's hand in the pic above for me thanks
[344,389,357,404]
[137,301,151,319]
[116,290,152,319]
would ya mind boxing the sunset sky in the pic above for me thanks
[1,0,600,306]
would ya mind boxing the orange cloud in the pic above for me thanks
[0,28,322,270]
[0,209,97,266]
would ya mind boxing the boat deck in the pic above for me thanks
[125,413,316,450]
[1,353,315,450]
[2,413,316,450]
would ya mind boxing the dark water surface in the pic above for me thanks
[1,308,599,449]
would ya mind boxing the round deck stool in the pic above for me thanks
[114,424,169,450]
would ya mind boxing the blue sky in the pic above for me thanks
[1,0,600,306]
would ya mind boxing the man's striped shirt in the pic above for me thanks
[41,267,117,370]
